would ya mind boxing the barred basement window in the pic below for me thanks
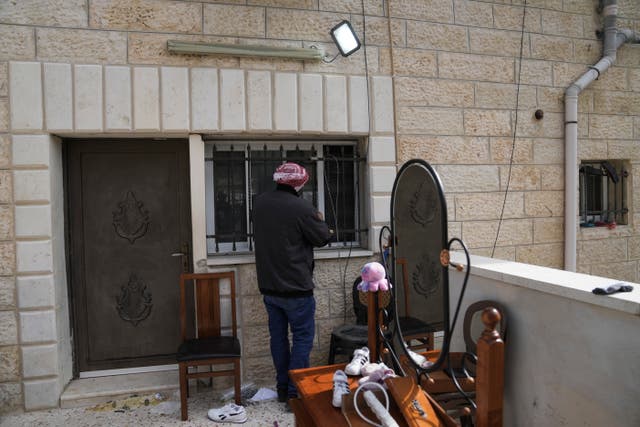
[204,140,365,255]
[579,160,628,227]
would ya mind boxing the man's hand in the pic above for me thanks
[315,210,324,221]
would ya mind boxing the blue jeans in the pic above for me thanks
[263,295,315,398]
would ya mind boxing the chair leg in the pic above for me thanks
[179,363,188,421]
[234,360,242,405]
[328,335,336,365]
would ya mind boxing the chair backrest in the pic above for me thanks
[179,272,237,341]
[463,300,507,355]
[390,159,450,372]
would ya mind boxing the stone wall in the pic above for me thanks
[0,0,397,411]
[388,0,640,276]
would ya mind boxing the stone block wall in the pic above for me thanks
[0,0,398,410]
[387,0,640,276]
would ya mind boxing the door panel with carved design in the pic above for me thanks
[67,140,191,372]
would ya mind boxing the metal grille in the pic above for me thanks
[205,142,366,255]
[579,160,628,226]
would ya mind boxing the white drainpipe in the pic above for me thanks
[564,0,640,271]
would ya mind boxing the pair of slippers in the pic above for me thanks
[207,403,247,424]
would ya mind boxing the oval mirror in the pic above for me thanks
[389,159,450,372]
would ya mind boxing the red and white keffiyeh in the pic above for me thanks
[273,162,309,191]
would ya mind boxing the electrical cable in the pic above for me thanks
[359,0,372,161]
[321,153,345,321]
[384,0,400,168]
[443,237,475,409]
[353,382,399,427]
[327,0,372,324]
[491,0,528,258]
[322,152,356,324]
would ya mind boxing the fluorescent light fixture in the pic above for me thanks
[167,40,324,61]
[329,20,361,57]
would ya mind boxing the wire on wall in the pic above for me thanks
[384,0,401,170]
[491,0,529,258]
[332,0,374,323]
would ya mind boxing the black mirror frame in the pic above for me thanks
[389,159,451,373]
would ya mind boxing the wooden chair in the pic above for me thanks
[395,257,438,352]
[328,277,392,364]
[177,272,241,421]
[417,301,508,425]
[462,300,507,372]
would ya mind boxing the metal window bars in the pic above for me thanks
[205,143,366,255]
[579,161,628,227]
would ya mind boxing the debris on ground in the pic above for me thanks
[86,392,165,412]
[219,382,258,403]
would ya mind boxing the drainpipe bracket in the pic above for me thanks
[587,66,601,79]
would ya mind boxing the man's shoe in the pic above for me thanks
[332,369,350,408]
[345,347,370,376]
[277,387,288,403]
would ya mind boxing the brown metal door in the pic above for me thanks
[67,139,191,372]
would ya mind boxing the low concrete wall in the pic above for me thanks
[448,254,640,426]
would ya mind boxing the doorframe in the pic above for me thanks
[63,137,193,377]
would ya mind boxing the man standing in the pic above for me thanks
[253,162,333,403]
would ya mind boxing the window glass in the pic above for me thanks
[324,145,356,244]
[212,151,246,244]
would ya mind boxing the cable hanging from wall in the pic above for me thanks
[491,0,529,258]
[336,0,373,324]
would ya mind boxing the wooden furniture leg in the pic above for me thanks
[476,307,504,427]
[179,363,188,421]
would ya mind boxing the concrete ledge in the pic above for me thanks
[449,253,640,425]
[60,370,179,409]
[452,252,640,316]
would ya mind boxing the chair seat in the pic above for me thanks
[328,324,393,364]
[177,336,241,362]
[398,316,439,336]
[332,324,369,342]
[332,324,392,342]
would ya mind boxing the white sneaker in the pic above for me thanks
[207,403,247,424]
[332,369,350,408]
[360,362,383,377]
[345,347,370,375]
[358,363,395,386]
[407,348,433,369]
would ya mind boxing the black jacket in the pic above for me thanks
[253,184,332,297]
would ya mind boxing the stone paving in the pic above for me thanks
[0,390,295,427]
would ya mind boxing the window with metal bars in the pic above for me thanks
[579,160,628,227]
[204,140,364,255]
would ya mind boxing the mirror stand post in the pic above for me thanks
[366,291,389,362]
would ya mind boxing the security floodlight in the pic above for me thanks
[330,20,361,58]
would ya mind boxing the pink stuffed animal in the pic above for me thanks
[358,262,390,292]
